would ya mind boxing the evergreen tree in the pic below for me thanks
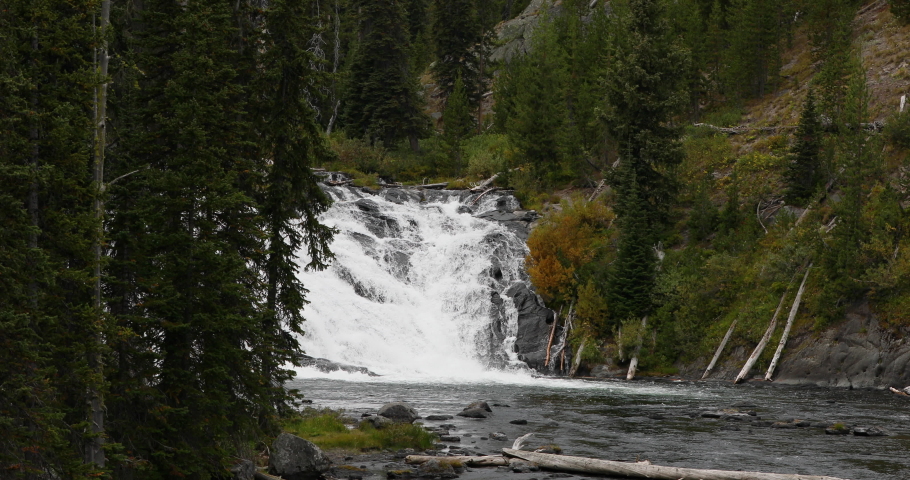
[786,89,823,204]
[442,74,474,174]
[725,0,793,98]
[609,169,657,322]
[0,1,102,477]
[601,0,689,227]
[432,0,483,102]
[893,0,910,23]
[342,0,428,149]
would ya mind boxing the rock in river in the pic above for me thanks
[378,402,419,424]
[269,433,332,480]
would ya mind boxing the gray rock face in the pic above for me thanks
[378,402,419,423]
[771,301,910,388]
[269,433,332,480]
[475,209,539,241]
[505,283,557,370]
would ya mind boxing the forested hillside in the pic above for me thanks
[3,0,910,478]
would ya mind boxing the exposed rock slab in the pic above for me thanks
[505,283,557,370]
[298,355,379,377]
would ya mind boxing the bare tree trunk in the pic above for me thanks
[568,339,585,377]
[733,286,789,384]
[88,1,111,468]
[544,306,562,367]
[702,319,736,380]
[765,264,812,381]
[626,316,647,380]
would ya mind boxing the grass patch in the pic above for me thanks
[282,409,436,452]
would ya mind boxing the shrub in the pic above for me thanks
[885,111,910,150]
[464,134,510,178]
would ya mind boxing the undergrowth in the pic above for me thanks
[281,409,436,452]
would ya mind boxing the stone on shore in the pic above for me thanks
[269,433,332,480]
[378,402,419,423]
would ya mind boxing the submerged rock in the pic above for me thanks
[457,408,489,419]
[269,433,332,480]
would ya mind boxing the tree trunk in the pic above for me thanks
[733,273,797,384]
[765,264,812,381]
[702,319,736,380]
[87,1,111,469]
[544,306,561,367]
[626,316,647,380]
[502,449,846,480]
[569,339,585,377]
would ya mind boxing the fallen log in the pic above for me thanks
[502,449,846,480]
[470,173,500,192]
[405,455,508,467]
[765,264,813,381]
[703,319,737,379]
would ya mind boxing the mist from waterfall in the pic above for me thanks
[295,185,536,381]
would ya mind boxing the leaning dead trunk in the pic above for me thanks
[765,264,812,381]
[502,449,846,480]
[626,316,647,380]
[702,319,737,380]
[568,339,586,377]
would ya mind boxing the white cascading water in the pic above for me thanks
[295,184,534,380]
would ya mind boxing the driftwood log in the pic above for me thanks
[502,449,847,480]
[890,386,910,396]
[405,455,509,467]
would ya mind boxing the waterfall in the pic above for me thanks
[295,182,540,380]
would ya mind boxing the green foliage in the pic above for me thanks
[342,0,429,147]
[464,134,510,178]
[432,0,483,102]
[441,74,475,175]
[282,410,436,452]
[892,0,910,23]
[724,0,794,98]
[786,90,824,205]
[885,111,910,150]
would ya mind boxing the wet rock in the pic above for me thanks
[456,205,473,215]
[700,411,723,419]
[771,421,798,429]
[439,435,461,442]
[647,414,667,420]
[439,424,457,430]
[364,416,394,429]
[510,459,535,473]
[416,459,457,479]
[475,209,539,240]
[230,459,255,480]
[381,188,420,205]
[378,402,419,424]
[269,433,332,480]
[753,421,774,427]
[457,408,489,419]
[425,415,453,421]
[463,401,492,412]
[825,425,851,435]
[298,355,379,376]
[510,419,528,425]
[505,283,557,370]
[853,426,889,436]
[489,432,508,441]
[387,469,415,479]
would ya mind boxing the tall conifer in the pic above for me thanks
[432,0,483,102]
[786,90,823,204]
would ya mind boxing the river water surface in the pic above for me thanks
[289,371,910,480]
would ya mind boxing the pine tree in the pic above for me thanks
[893,0,910,23]
[342,0,428,149]
[786,89,823,204]
[442,74,474,174]
[432,0,483,102]
[609,168,657,323]
[725,0,793,98]
[0,1,102,477]
[601,0,689,227]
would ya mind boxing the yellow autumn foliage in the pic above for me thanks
[526,197,615,301]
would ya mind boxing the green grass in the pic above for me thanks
[281,410,437,452]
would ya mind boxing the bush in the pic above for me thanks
[464,134,510,178]
[885,111,910,150]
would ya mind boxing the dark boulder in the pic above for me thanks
[230,459,255,480]
[417,459,458,479]
[509,419,528,425]
[424,415,453,421]
[269,433,332,480]
[363,416,394,429]
[489,432,508,441]
[505,283,556,370]
[378,402,419,423]
[463,401,492,412]
[853,426,889,436]
[456,408,489,419]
